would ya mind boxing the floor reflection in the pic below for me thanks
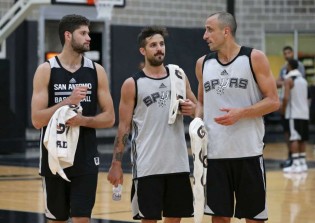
[0,209,132,223]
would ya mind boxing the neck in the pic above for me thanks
[218,42,241,64]
[143,65,167,78]
[58,51,83,72]
[59,50,82,64]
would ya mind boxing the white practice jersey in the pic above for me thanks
[284,69,309,120]
[202,46,265,159]
[131,69,190,179]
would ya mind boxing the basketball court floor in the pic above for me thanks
[0,142,314,223]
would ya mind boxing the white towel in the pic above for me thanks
[43,104,82,182]
[189,117,208,223]
[167,64,186,124]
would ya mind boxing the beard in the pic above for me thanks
[147,53,164,66]
[71,38,90,54]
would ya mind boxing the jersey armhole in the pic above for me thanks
[131,71,146,109]
[246,47,258,84]
[46,60,52,91]
[202,52,216,76]
[92,61,99,100]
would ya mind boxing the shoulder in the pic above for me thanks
[195,55,207,79]
[121,77,136,97]
[250,48,267,60]
[83,57,104,75]
[239,46,253,56]
[131,71,146,82]
[203,51,217,63]
[298,60,304,66]
[93,62,107,79]
[196,54,207,70]
[33,62,51,89]
[284,76,293,87]
[196,55,207,65]
[92,61,104,71]
[34,62,51,78]
[123,77,136,87]
[250,48,270,68]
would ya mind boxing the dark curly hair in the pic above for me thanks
[59,14,90,46]
[137,26,168,48]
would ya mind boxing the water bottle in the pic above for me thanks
[112,184,122,201]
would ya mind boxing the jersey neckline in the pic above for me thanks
[54,56,84,74]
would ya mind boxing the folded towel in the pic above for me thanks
[44,104,82,181]
[189,117,208,223]
[166,64,186,124]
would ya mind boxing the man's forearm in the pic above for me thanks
[112,133,129,163]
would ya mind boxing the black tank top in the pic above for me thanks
[40,56,99,177]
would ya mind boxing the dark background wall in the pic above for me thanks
[0,21,37,152]
[110,25,209,124]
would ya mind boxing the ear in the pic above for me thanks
[224,27,229,36]
[139,47,145,56]
[65,31,71,41]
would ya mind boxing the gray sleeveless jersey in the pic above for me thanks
[202,47,265,159]
[131,70,190,179]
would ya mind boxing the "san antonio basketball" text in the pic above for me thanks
[54,83,92,103]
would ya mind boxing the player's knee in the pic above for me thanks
[163,217,181,223]
[212,216,231,223]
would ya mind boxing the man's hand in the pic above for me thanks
[66,113,85,127]
[107,162,124,186]
[179,99,196,117]
[214,107,243,125]
[68,86,88,105]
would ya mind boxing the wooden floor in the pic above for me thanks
[0,142,315,223]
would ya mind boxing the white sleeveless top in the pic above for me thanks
[131,69,190,179]
[202,47,265,159]
[284,69,309,120]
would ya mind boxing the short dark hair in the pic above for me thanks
[209,11,237,37]
[59,14,90,46]
[283,46,293,52]
[137,26,168,48]
[287,59,298,70]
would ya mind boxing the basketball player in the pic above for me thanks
[31,14,115,223]
[277,46,305,88]
[107,26,196,223]
[277,46,306,168]
[281,59,309,173]
[195,12,279,223]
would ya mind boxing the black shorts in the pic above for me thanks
[131,173,194,220]
[205,156,268,221]
[284,119,309,141]
[42,174,98,221]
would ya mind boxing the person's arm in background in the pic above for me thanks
[298,61,306,78]
[276,65,285,88]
